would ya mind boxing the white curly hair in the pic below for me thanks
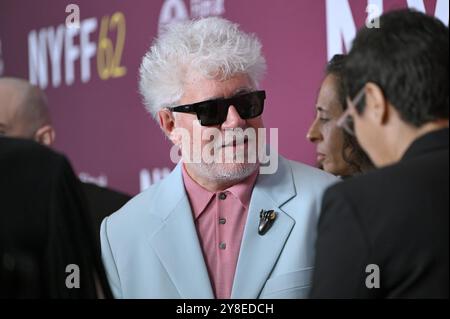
[138,17,267,119]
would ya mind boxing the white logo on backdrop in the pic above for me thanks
[78,172,108,187]
[326,0,449,60]
[140,167,171,192]
[191,0,225,18]
[159,0,225,33]
[28,17,97,88]
[28,7,128,89]
[78,169,173,193]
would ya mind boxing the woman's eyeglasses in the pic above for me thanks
[337,87,365,136]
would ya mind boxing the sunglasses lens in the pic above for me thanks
[233,91,265,120]
[197,101,227,126]
[196,91,265,126]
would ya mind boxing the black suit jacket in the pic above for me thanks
[311,129,449,298]
[82,182,131,243]
[0,137,112,298]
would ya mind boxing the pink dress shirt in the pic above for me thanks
[182,165,258,299]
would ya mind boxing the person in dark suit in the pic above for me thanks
[0,77,131,241]
[310,9,449,298]
[82,183,131,241]
[0,137,112,298]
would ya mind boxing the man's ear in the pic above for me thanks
[158,109,179,145]
[34,125,55,146]
[365,82,389,126]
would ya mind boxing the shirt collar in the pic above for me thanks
[182,164,259,220]
[226,170,258,209]
[182,165,215,219]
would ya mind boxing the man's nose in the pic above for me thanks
[221,105,246,129]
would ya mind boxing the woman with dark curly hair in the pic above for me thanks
[307,54,373,177]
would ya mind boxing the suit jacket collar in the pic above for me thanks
[231,156,296,298]
[147,162,214,298]
[181,163,259,219]
[402,128,449,161]
[148,156,296,298]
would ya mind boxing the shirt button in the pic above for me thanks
[219,242,227,250]
[218,192,227,200]
[219,218,226,225]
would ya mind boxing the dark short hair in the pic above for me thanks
[326,54,347,110]
[345,9,449,126]
[326,54,373,173]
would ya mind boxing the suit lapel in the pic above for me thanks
[147,156,296,299]
[231,156,296,299]
[148,163,214,299]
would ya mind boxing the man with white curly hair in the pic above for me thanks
[100,17,337,299]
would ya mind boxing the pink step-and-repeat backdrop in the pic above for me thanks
[0,0,447,195]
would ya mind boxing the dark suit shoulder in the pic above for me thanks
[325,147,448,202]
[0,137,69,171]
[319,147,449,298]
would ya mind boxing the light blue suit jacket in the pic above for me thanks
[100,155,337,298]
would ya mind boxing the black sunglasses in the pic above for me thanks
[167,90,266,126]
